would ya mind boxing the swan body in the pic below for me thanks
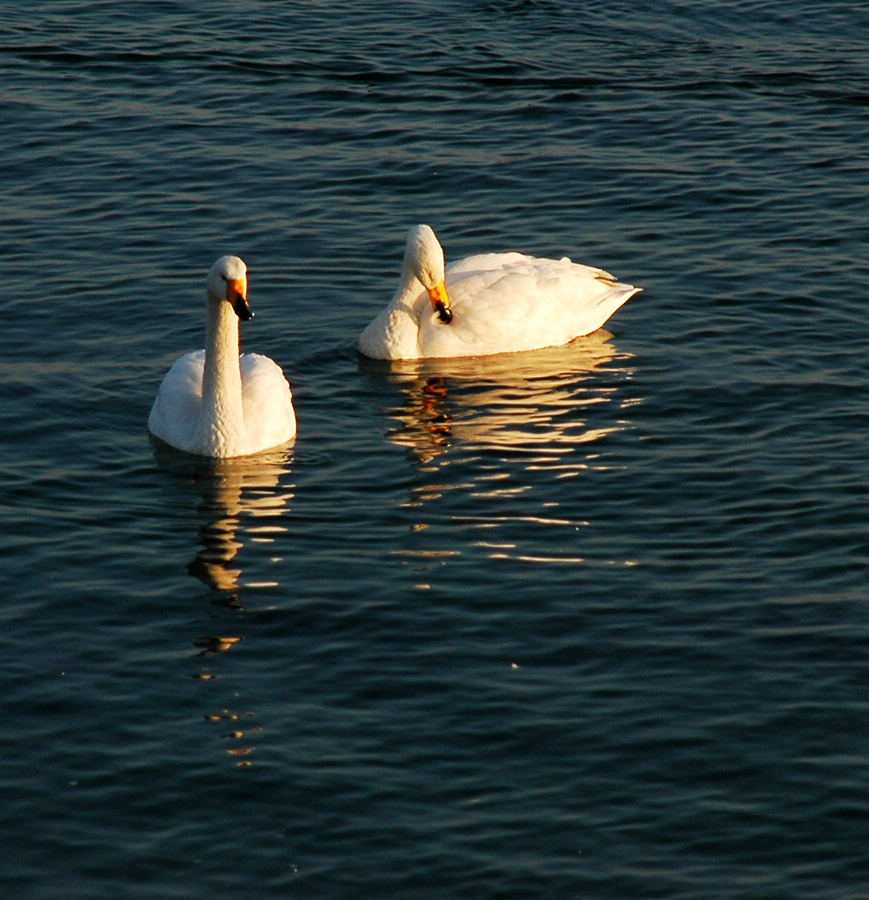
[359,224,640,360]
[149,255,296,458]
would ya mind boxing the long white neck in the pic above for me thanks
[198,294,245,456]
[359,263,428,359]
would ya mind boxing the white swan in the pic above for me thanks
[148,255,296,458]
[359,224,640,360]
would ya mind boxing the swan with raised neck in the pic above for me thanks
[149,255,296,457]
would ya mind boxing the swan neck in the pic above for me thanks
[379,266,428,350]
[393,261,425,311]
[358,260,431,359]
[200,296,245,452]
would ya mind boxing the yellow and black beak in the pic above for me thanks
[427,280,452,323]
[227,278,253,321]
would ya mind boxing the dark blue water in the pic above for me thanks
[2,2,868,897]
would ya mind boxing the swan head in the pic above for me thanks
[207,255,252,321]
[405,225,452,324]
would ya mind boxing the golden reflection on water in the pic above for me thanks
[154,444,294,766]
[383,331,630,465]
[185,449,294,601]
[371,332,635,569]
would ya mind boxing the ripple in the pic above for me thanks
[3,1,868,897]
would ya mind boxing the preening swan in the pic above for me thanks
[148,255,296,458]
[359,224,640,360]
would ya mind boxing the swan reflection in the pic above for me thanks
[153,443,294,766]
[374,331,633,466]
[364,332,636,571]
[161,448,296,603]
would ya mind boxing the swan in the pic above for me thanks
[359,224,640,360]
[148,255,296,458]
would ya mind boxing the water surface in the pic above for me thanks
[2,2,868,897]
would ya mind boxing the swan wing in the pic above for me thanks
[418,254,638,358]
[240,353,297,449]
[148,350,205,451]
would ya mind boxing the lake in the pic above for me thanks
[2,1,868,897]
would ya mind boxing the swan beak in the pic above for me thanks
[428,281,453,324]
[227,278,253,321]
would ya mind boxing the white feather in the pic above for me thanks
[149,256,296,458]
[360,225,640,360]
